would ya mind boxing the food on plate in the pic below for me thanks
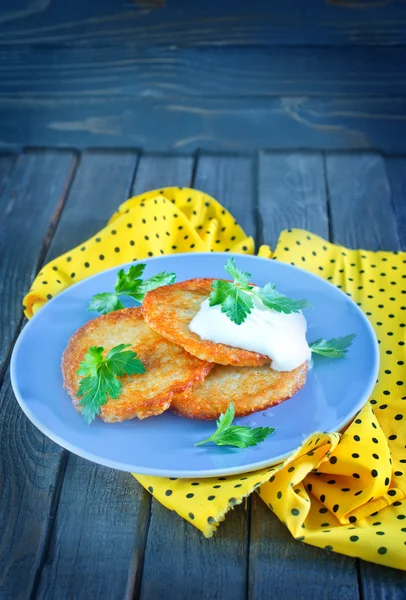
[171,361,308,420]
[195,402,275,448]
[142,278,270,367]
[62,307,212,423]
[88,263,176,315]
[60,257,355,450]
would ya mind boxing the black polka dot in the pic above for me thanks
[191,482,200,486]
[208,495,215,501]
[372,437,379,444]
[66,257,72,262]
[148,251,153,257]
[352,453,360,459]
[320,494,326,502]
[114,247,120,253]
[378,547,387,555]
[47,294,52,300]
[371,469,378,478]
[277,491,282,499]
[353,473,360,479]
[242,246,248,251]
[207,516,215,524]
[189,512,194,520]
[70,273,75,278]
[148,486,153,493]
[354,435,360,442]
[333,504,339,513]
[165,490,172,496]
[84,262,90,268]
[95,237,101,242]
[288,466,295,473]
[111,229,117,235]
[291,508,300,516]
[395,414,404,421]
[349,516,357,523]
[388,490,396,497]
[229,497,237,505]
[350,535,359,542]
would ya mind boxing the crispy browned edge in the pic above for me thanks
[171,362,308,420]
[61,307,213,422]
[142,278,270,367]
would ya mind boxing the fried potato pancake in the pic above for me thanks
[142,278,269,367]
[62,307,213,423]
[171,362,308,419]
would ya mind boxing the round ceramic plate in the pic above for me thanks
[11,253,379,478]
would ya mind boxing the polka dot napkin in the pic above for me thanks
[24,188,406,570]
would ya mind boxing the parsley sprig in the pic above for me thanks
[195,403,275,448]
[310,334,355,358]
[77,344,146,424]
[209,258,311,325]
[88,263,176,314]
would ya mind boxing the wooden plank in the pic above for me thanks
[250,151,360,600]
[0,150,76,377]
[258,152,329,247]
[0,150,77,600]
[326,153,400,251]
[3,46,406,99]
[140,156,252,600]
[325,151,405,599]
[36,154,197,600]
[33,151,142,600]
[2,96,406,153]
[0,153,15,199]
[1,0,406,46]
[194,154,255,238]
[384,157,406,249]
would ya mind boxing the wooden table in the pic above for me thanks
[1,148,405,599]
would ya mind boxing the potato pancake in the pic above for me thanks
[62,307,213,422]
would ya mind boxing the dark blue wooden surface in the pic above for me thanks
[0,149,405,600]
[1,0,406,151]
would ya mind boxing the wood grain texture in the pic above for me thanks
[140,500,249,600]
[1,0,405,46]
[384,157,406,250]
[258,152,328,247]
[0,150,76,599]
[3,96,406,152]
[326,152,406,598]
[34,151,141,600]
[250,151,359,599]
[0,375,68,600]
[194,155,255,238]
[45,150,139,261]
[0,150,76,377]
[3,46,406,98]
[0,154,15,199]
[326,153,400,251]
[140,156,252,600]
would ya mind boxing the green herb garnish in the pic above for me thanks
[195,403,275,449]
[88,263,176,314]
[77,344,146,424]
[209,258,311,325]
[309,334,356,358]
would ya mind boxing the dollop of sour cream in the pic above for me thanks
[189,289,311,372]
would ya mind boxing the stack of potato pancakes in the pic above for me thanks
[62,278,307,423]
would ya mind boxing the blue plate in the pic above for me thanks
[11,253,379,478]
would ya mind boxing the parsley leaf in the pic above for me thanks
[76,344,146,424]
[88,292,124,315]
[309,334,356,358]
[258,283,312,314]
[208,258,312,325]
[224,258,252,288]
[88,263,176,314]
[195,403,275,449]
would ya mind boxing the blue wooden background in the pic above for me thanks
[1,0,406,151]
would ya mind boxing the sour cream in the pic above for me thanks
[189,289,311,372]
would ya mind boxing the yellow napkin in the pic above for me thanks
[24,188,406,570]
